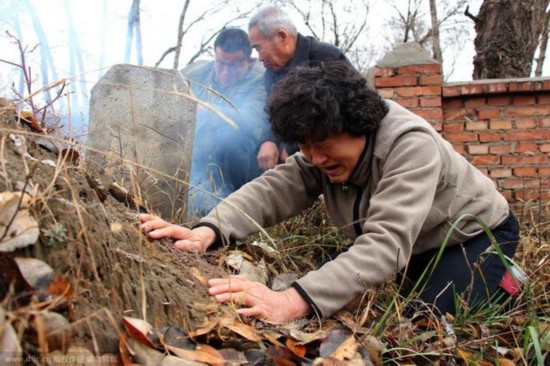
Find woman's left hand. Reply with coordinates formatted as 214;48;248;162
208;275;310;324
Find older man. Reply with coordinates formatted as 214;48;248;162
183;28;272;218
248;5;357;168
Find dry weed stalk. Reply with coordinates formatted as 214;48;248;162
1;31;67;131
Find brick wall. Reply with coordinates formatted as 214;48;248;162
374;63;550;219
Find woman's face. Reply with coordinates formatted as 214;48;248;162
298;132;366;183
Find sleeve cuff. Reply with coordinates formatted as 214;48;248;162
191;222;226;250
291;282;323;319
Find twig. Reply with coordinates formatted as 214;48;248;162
464;5;478;23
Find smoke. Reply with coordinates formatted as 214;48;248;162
0;0;225;137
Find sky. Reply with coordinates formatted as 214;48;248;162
0;0;487;135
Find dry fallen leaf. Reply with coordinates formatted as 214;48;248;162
189;267;208;287
0;322;22;359
0;192;39;252
14;257;54;291
127;336;164;365
119;333;141;366
166;343;226;364
330;335;359;361
188;319;218;338
225;321;263;343
32;311;71;353
285;337;307;358
122;317;155;348
362;334;383;366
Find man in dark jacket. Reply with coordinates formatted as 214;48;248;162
248;5;357;169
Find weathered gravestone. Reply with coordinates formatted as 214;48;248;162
87;64;195;220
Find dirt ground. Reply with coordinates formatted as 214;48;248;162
0;105;231;356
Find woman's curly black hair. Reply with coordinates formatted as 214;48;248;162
268;61;388;144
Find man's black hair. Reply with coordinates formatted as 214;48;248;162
268;61;388;144
214;28;252;58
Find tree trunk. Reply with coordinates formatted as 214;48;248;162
125;0;142;64
173;0;192;70
429;0;442;64
472;0;550;79
535;10;550;77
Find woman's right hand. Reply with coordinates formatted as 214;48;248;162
138;214;215;253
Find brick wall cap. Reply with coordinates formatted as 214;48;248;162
376;42;439;68
443;77;550;96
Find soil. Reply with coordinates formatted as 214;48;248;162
0;106;228;355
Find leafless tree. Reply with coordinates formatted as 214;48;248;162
155;0;260;69
386;0;470;80
468;0;550;79
429;0;442;63
274;0;376;73
535;10;550;77
125;0;143;65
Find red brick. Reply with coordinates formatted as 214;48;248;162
414;108;443;120
504;130;550;141
503;178;546;189
540;167;550;176
515;190;541;201
443;98;464;108
515;142;539;153
396;86;423;97
471;155;501;165
537;94;550;104
443;108;467;120
512;95;536;105
513;167;538;177
476;108;501;120
453;145;465;154
445;132;478;143
378;88;395;99
502;190;513;202
490;119;513;130
490;168;512;178
489;144;511;154
464;97;487;109
398;64;441;75
506;105;550;117
508;81;534;92
484;82;508;94
460;84;484;95
534;80;547;90
443;122;465;132
375;76;418;88
466;121;488;130
467;145;488;155
487;96;511;106
374;67;395;77
541;118;550;127
442;86;461;97
420;97;442;107
502;155;549;165
422;86;442;96
395;98;419;108
419;75;443;85
514;118;537;129
541;143;550;152
480;168;491;176
479;132;502;142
